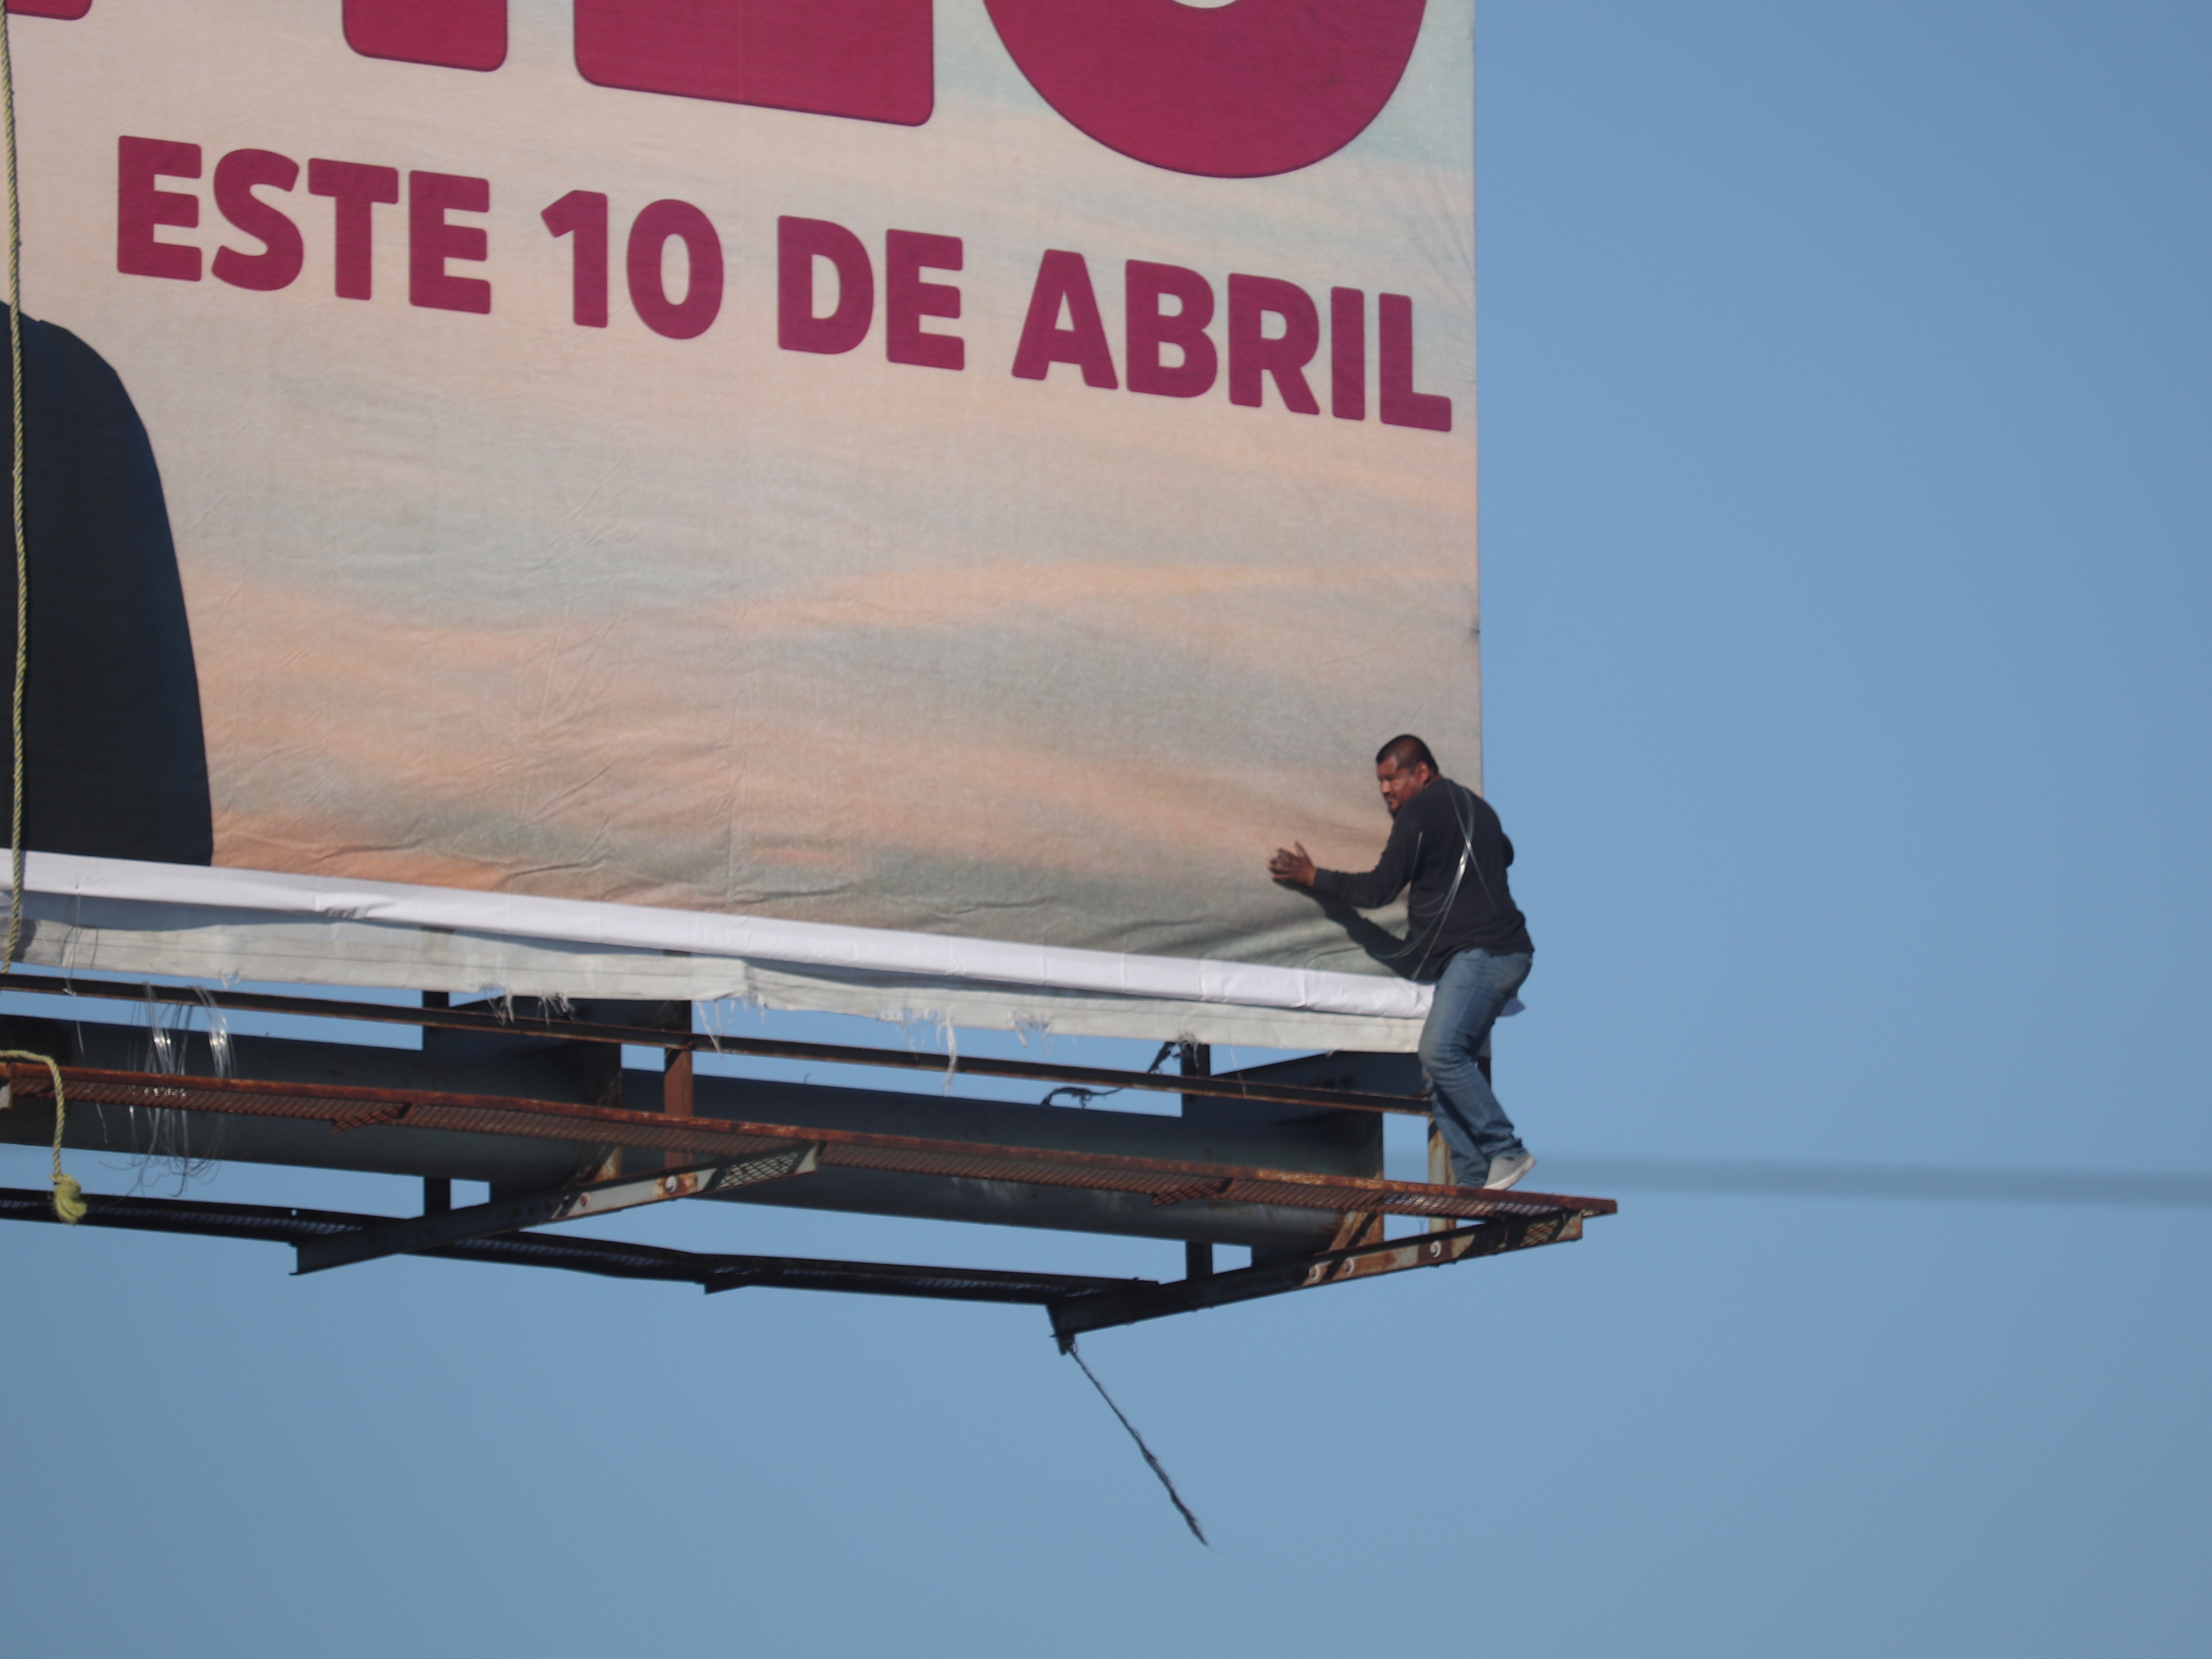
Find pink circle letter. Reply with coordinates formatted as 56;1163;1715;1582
985;0;1428;179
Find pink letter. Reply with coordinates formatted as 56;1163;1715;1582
575;0;932;127
1125;260;1215;399
409;171;492;314
1330;287;1364;421
985;0;1426;178
1227;274;1319;414
345;0;507;72
777;216;873;354
211;149;303;293
309;160;400;301
1011;251;1117;388
117;137;201;282
885;230;962;371
1378;292;1450;432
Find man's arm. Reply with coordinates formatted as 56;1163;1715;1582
1272;807;1420;909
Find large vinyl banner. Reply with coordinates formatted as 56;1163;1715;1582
5;0;1476;991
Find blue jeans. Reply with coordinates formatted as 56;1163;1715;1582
1418;949;1533;1186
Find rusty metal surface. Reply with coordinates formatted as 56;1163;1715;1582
1048;1212;1591;1342
1298;1212;1585;1287
0;1187;1147;1302
0;970;1430;1114
292;1146;820;1275
6;1065;1619;1228
0;1037;1405;1248
0;1182;1591;1331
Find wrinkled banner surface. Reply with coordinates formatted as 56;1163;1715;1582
7;0;1475;981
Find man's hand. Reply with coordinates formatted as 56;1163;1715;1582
1268;842;1317;888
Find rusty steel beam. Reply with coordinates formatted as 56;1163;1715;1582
292;1145;820;1275
0;970;1430;1115
700;1253;1153;1305
1048;1211;1588;1343
4;1027;1385;1248
661;1046;695;1170
0;1182;1574;1331
0;1187;1148;1303
3;1063;1618;1228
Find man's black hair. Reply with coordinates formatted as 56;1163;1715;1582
1375;734;1438;774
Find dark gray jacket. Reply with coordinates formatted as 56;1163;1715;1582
1312;778;1532;975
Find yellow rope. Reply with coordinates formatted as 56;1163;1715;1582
0;17;79;1224
0;1053;79;1221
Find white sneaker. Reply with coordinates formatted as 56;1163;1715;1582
1482;1151;1537;1191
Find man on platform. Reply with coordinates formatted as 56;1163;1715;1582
1268;735;1538;1190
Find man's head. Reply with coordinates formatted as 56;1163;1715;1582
1374;734;1439;815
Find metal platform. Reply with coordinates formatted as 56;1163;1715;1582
0;971;1432;1116
0;1182;1597;1340
9;1064;1600;1227
0;988;1617;1333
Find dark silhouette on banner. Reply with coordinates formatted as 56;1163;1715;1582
0;307;212;864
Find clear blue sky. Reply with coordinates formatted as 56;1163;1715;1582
4;2;2207;1653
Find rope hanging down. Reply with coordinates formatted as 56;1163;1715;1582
0;1051;79;1221
0;14;80;1223
1065;1338;1210;1547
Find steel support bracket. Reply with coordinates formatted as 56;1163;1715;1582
1047;1210;1585;1344
293;1144;820;1275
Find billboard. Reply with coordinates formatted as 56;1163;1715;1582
2;0;1476;1044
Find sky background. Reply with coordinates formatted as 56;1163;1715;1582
4;0;2210;1654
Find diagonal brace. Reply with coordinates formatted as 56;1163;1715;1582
293;1145;819;1275
1047;1210;1583;1344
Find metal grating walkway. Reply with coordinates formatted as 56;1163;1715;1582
8;1064;1618;1226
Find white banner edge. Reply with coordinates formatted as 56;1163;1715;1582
15;850;1433;1023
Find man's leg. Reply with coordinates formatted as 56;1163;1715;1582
1416;950;1533;1186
